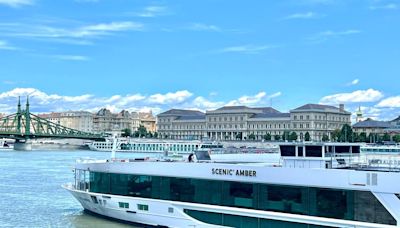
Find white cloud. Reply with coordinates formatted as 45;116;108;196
319;89;384;104
132;5;169;17
52;55;89;61
0;40;17;50
376;96;400;108
268;92;282;99
188;23;221;32
5;21;144;40
190;96;224;110
309;29;361;42
370;3;398;10
226;92;267;106
0;88;286;115
147;90;193;104
0;0;33;7
219;45;276;54
284;12;318;20
346;78;359;86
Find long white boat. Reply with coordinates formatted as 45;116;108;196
89;139;206;154
63;142;400;227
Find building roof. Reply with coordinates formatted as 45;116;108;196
292;103;350;114
176;115;206;121
157;109;205;117
210;106;280;114
353;118;392;128
390;116;400;123
251;113;290;119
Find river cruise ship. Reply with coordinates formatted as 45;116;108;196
88;139;224;154
63;142;400;228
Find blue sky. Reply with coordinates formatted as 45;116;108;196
0;0;399;121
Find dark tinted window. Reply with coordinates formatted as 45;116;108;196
280;145;296;156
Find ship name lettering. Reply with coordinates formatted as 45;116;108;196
212;168;256;177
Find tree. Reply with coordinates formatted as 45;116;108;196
394;135;400;143
282;131;290;141
153;132;158;138
289;132;298;141
358;132;367;143
304;132;311;141
236;132;242;140
322;134;329;142
248;133;256;140
383;133;391;141
121;128;131;137
263;133;271;141
340;124;353;142
331;129;341;142
274;135;281;141
137;125;147;138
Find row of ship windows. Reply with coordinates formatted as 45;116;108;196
185;209;333;228
96;143;199;151
85;172;396;225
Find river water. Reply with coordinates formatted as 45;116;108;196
0;150;154;228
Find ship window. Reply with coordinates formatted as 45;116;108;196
305;146;322;157
280;146;296;156
118;202;129;208
137;204;148;211
89;172;396;225
168;207;174;213
184;209;333;228
90;196;98;204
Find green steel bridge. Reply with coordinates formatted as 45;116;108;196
0;98;105;143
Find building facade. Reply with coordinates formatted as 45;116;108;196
139;112;156;133
157;104;351;141
39;111;93;132
352;118;393;135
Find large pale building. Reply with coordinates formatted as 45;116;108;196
290;104;351;141
139;112;156;133
93;109;132;134
157;104;351;141
39;111;93;132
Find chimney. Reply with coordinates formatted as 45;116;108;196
339;104;344;112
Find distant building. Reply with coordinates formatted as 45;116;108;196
290;104;351;141
93;109;132;134
157;109;205;140
352;118;392;135
157;103;351;141
39;111;93;132
389;116;400;128
139;112;156;133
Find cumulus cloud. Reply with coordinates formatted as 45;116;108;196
147;90;193;104
376;96;400;108
0;88;282;115
319;89;384;104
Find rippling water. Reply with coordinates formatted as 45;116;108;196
0;150;154;228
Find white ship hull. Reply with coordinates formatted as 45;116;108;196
63;182;396;228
